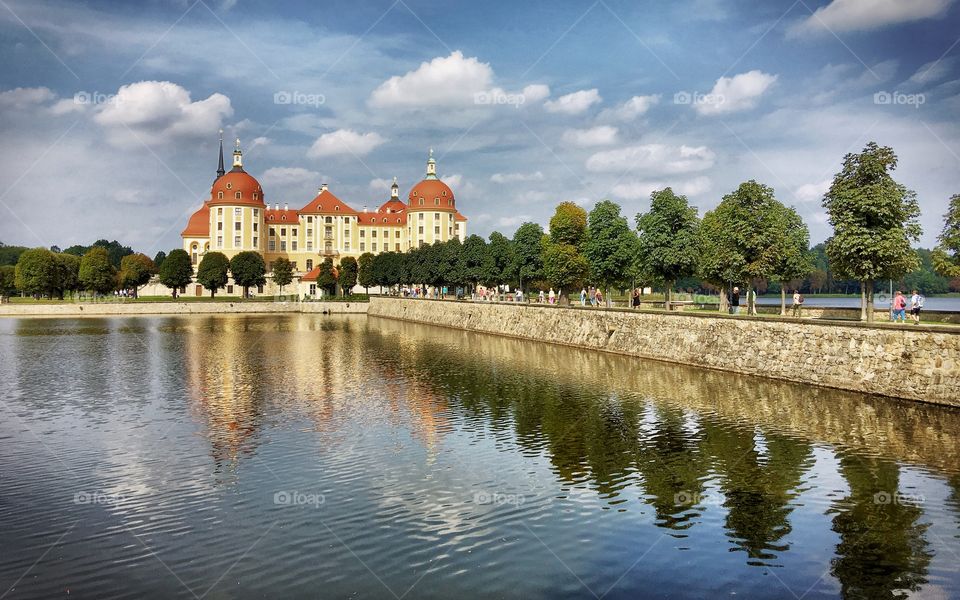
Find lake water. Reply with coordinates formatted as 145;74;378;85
1;314;958;599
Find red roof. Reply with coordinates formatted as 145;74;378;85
300;189;358;215
302;265;338;282
209;169;265;207
408;178;456;211
357;211;406;225
182;203;210;237
265;208;300;223
377;198;407;214
455;211;467;222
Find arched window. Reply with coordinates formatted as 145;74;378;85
235;191;241;199
217;191;223;199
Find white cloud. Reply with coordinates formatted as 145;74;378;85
586;144;716;174
695;70;777;115
490;171;545;183
497;215;533;228
601;94;660;120
369;51;493;108
307;129;386;158
520;84;551;103
789;0;953;36
611;176;712;200
561;125;619;147
93;81;232;146
907;57;957;86
260;167;321;187
0;86;56;110
369;178;392;192
794;179;831;203
443;173;464;188
544;89;602;114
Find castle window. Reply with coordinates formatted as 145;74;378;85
307;216;313;223
235;192;241;199
442;190;446;196
253;209;259;217
434;198;439;206
234;222;241;231
395;230;400;238
226;183;232;189
292;241;298;251
218;207;223;216
335;206;340;211
280;241;287;251
253;193;258;200
268;240;276;251
269;228;275;236
372;243;377;252
217;222;223;231
252;237;258;248
253;222;258;232
435;226;440;235
234;235;241;247
419;198;424;206
217;236;223;248
217;191;223;199
326;216;332;224
344;242;350;251
306;259;313;271
280;228;286;236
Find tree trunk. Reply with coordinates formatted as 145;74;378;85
860;281;867;321
865;280;874;323
719;284;728;313
604;285;611;308
665;281;673;311
746;282;754;315
780;287;786;316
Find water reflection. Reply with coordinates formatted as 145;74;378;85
0;314;957;599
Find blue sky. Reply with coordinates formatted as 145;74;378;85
1;0;958;255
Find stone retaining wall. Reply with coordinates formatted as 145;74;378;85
0;301;368;316
368;297;960;406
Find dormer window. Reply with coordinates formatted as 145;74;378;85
253;193;258;200
217;191;223;199
442;191;447;196
226;183;232;189
235;191;241;199
335;206;340;211
419;198;424;206
435;198;439;206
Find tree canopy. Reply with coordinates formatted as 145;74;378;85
635;189;700;308
933;194;960;278
158;249;193;298
585;200;637;295
229;251;267;297
271;257;294;293
196;252;230;297
79;246;117;295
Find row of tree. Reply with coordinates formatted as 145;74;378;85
359;142;959;322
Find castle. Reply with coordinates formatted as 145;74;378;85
179;134;467;296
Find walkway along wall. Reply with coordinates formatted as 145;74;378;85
367;297;960;407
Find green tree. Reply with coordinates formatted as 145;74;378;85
54;253;81;300
823;142;922;321
635;189;700;310
316;257;337;296
460;235;488;291
158;249;193;298
771;206;814;315
584;200;637;304
153;251;167;271
0;243;28;266
195;252;230;298
358;252;375;293
338;256;358;295
542;240;590;301
442;237;464;290
79;246;116;295
933;194;960;278
271;257;294;293
118;253;156;298
549;201;588;247
0;265;17;296
511;222;545;293
482;232;515;288
543;202;590;302
229;251;267;298
15;248;58;297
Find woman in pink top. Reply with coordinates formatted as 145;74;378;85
892;291;907;323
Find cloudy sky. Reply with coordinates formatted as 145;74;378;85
1;0;958;255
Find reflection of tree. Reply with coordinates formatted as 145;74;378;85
701;423;813;565
634;405;710;532
830;456;931;599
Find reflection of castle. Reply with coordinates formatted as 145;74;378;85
180;136;467;297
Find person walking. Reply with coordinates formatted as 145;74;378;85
538;290;545;304
910;289;924;325
632;288;641;309
731;287;741;315
791;289;804;318
580;288;587;307
892;290;907;323
548;288;556;304
595;288;603;307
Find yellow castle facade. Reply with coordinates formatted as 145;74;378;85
179;136;467;296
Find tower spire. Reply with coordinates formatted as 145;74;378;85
216;129;225;180
425;148;437;180
232;137;243;169
391;176;399;199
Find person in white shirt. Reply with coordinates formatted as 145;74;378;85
910;290;924;324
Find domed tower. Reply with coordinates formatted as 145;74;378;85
406;149;463;248
206;138;266;259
